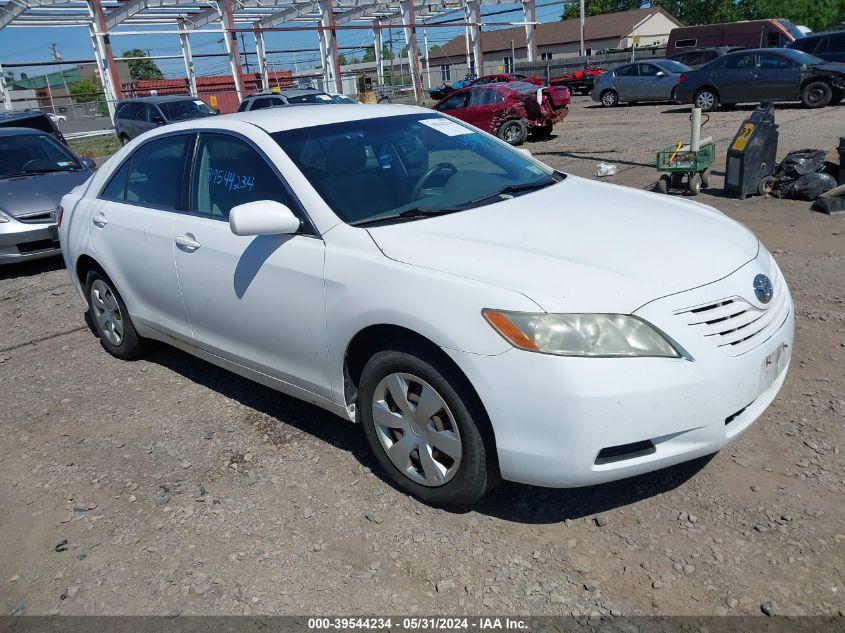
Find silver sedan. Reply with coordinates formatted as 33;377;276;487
591;59;691;107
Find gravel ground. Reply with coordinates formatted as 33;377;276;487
1;97;843;618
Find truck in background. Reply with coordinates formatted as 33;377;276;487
666;19;805;57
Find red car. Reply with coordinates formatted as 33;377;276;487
434;82;570;145
469;73;544;87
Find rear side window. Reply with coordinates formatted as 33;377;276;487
792;37;820;53
190;133;291;220
248;97;278;110
829;34;845;52
125;135;191;209
100;160;130;200
118;102;142;120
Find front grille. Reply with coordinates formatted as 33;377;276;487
675;268;789;356
16;210;54;224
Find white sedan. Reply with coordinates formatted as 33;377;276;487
58;105;793;507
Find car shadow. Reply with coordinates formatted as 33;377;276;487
0;256;64;281
131;339;714;523
661;102;817;115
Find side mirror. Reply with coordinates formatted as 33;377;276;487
229;200;300;236
82;158;97;169
151;115;165;124
656;71;666;77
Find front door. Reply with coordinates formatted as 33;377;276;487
635;63;674;101
753;52;802;101
172;132;331;397
461;86;507;134
88;133;193;338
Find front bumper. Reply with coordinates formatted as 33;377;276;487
445;256;794;488
0;218;61;264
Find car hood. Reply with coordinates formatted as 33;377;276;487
0;170;91;218
810;63;845;75
367;176;759;313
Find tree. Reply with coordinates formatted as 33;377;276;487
361;45;394;63
650;0;844;32
562;0;641;20
68;77;108;115
122;49;164;81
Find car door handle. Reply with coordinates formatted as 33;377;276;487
92;213;108;227
175;234;201;252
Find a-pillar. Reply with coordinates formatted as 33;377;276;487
219;0;246;101
318;0;342;93
398;0;422;103
178;20;198;96
523;0;537;63
464;0;482;76
87;0;123;121
253;23;269;92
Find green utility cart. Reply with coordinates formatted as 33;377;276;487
655;142;716;196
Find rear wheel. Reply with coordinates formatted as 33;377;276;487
85;268;147;360
802;81;833;108
600;90;619;107
497;119;528;146
359;346;498;508
694;88;718;112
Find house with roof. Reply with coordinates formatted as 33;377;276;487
427;6;682;81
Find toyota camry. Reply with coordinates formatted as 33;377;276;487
58;105;793;507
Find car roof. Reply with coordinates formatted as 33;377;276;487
0;126;50;137
246;88;326;98
120;95;197;104
164;103;428;134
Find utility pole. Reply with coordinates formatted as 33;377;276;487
240;32;251;74
50;43;71;112
579;0;585;56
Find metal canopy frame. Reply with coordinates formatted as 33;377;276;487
1;0;542;114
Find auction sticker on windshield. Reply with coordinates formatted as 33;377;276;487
420;118;474;136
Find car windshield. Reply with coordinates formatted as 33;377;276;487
0;133;82;178
273;113;560;226
157;99;216;121
285;93;337;104
777;19;806;42
783;48;826;66
655;59;690;73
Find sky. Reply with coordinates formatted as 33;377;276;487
0;1;570;79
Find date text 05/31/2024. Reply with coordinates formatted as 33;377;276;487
307;618;529;630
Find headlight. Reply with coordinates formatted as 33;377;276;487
0;209;11;224
482;310;682;358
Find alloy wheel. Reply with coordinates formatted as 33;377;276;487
504;125;521;144
90;279;124;346
601;91;617;107
371;372;462;487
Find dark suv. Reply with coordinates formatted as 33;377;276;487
789;30;845;64
0;110;67;145
114;95;216;144
237;88;338;112
668;47;744;69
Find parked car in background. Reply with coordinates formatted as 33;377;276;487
330;93;362;104
429;73;542;101
551;65;607;95
0;110;67;145
115;95;217;144
788;30;845;64
0;127;94;264
58;105;793;507
667;19;805;56
435;82;570;144
675;48;845;111
668;46;744;69
591;59;691;107
47;112;68;123
237;88;338;112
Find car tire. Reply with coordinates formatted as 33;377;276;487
600;90;619;107
801;81;833;108
694;88;718;112
85;267;148;360
119;134;130;146
497;119;528;146
656;174;670;194
358;345;498;508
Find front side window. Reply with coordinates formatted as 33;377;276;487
436;92;468;111
757;52;795;70
638;64;660;77
125;134;191;209
0;132;83;179
285;93;336;104
157;99;216;122
616;64;638;77
249;97;278;111
191;134;291;220
724;53;755;70
273;114;559;226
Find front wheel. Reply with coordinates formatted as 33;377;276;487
694;89;718;112
801;81;832;108
497;119;528;146
85;268;148;360
359;346;498;508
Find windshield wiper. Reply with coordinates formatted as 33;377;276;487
2;167;78;178
460;179;557;208
350;207;464;227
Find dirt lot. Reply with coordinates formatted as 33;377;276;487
1;97;843;618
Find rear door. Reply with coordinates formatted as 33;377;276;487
753;51;801;101
714;51;755;103
612;63;640;101
88;133;193;338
